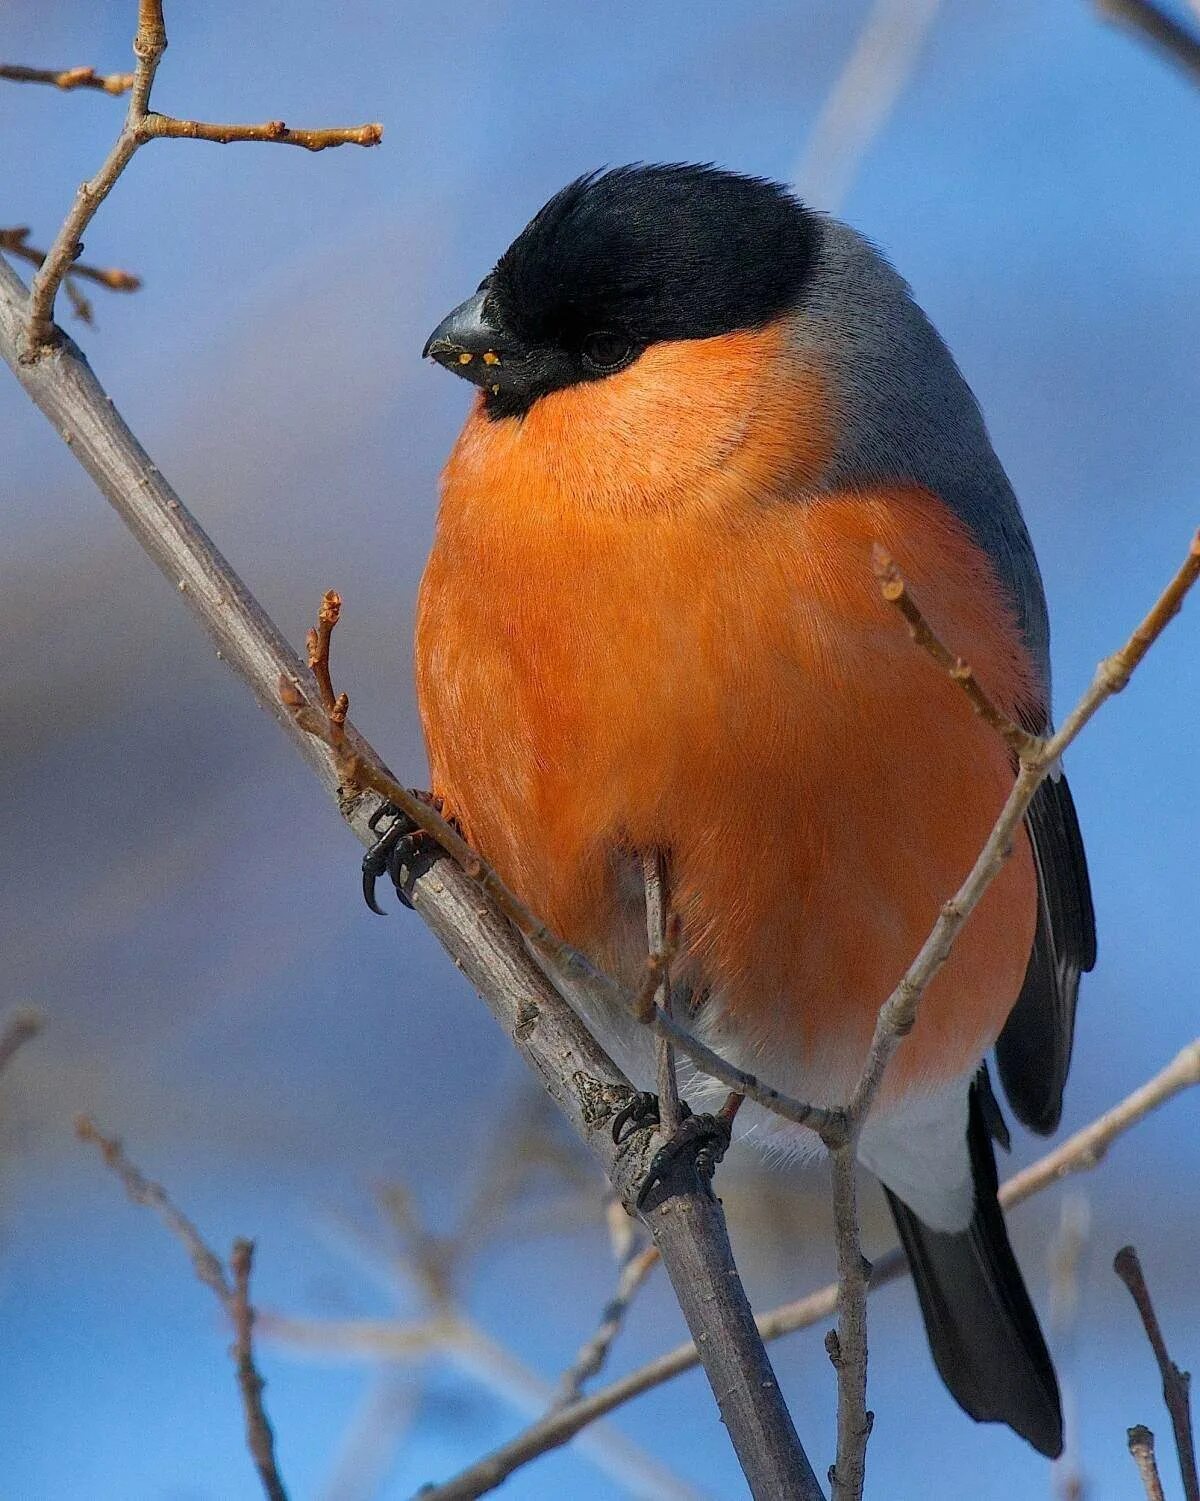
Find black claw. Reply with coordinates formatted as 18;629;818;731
362;864;389;916
361;802;416;915
612;1091;661;1145
636;1111;732;1210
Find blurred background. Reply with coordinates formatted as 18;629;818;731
2;2;1198;1497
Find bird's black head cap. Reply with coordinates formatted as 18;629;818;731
425;164;818;419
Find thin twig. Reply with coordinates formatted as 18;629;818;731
794;0;944;212
810;540;1200;1494
633;536;1199;1155
1000;1041;1200;1203
0;228;141;291
0;227;139;328
231;1241;288;1501
1115;1246;1199;1501
555;1243;661;1407
643;850;682;1135
283;594;627;1012
1128;1426;1168;1501
649;1006;843;1137
75;1115;232;1301
872;547;1040;756
848;532;1200;1131
1049;1195;1091;1501
76;1117;289;1501
0;1007;42;1074
21;0;380;353
142;114;383;150
1095;0;1200;84
392;1037;1200;1499
0;63;134;95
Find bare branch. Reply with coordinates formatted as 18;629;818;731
1128;1425;1168;1501
423;1037;1200;1497
816;528;1198;1494
1115;1246;1199;1501
0;1008;42;1074
75;1114;231;1301
0;254;822;1501
555;1242;661;1408
231;1241;289;1501
142;114;383;150
21;0;380;352
284;590;627;1013
76;1117;289;1501
0;63;134;95
0;227;140;329
649;1006;843;1137
643;851;683;1135
827;1146;872;1501
847;531;1200;1129
1095;0;1200;84
794;0;944;212
871;545;1040;756
635;535;1199;1164
1000;1040;1200;1202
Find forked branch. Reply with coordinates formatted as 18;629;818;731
420;1037;1200;1498
1115;1245;1199;1501
21;1;380;353
0;227;140;327
76;1117;288;1501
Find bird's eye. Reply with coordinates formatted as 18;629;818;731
581;331;637;372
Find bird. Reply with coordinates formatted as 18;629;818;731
405;163;1095;1459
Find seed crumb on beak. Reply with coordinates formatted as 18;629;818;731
458;351;474;365
482;351;501;366
492;384;501;395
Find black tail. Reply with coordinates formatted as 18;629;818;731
883;1082;1063;1458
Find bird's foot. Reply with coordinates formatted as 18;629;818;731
361;793;451;914
611;1091;662;1145
612;1093;733;1210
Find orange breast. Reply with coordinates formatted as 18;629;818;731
415;327;1039;1105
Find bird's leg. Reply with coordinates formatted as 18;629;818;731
614;1090;744;1210
361;792;452;914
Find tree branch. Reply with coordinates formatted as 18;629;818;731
231;1240;289;1501
643;851;683;1135
420;1036;1200;1497
0;226;139;328
1115;1245;1199;1501
793;0;945;212
20;1;380;354
0;63;134;95
1128;1425;1168;1501
0;228;140;293
0;1008;42;1075
0;207;823;1501
1095;0;1200;83
554;1241;661;1408
76;1117;288;1501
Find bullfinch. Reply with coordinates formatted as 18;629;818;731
409;164;1095;1459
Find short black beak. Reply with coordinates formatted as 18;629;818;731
423;289;508;387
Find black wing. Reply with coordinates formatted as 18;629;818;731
996;761;1097;1135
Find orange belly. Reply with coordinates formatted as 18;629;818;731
416;362;1038;1108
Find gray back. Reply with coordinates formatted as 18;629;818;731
787;216;1050;702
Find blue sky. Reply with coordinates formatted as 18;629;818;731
2;2;1198;1497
